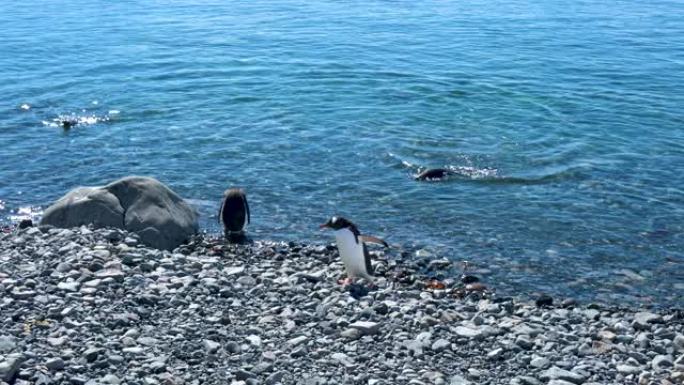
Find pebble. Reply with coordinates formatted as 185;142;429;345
45;357;65;371
0;336;16;353
0;354;24;383
0;227;679;385
530;357;550;369
617;364;641;374
540;367;585;384
652;355;673;370
431;339;450;352
349;321;380;335
454;326;483;340
203;339;221;354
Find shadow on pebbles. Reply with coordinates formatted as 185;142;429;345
0;226;682;385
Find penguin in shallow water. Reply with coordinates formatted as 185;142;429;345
219;188;250;242
320;216;388;285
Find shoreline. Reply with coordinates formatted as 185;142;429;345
1;226;682;385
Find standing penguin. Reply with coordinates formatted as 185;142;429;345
219;188;250;242
320;216;388;285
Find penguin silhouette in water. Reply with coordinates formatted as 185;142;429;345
219;188;250;243
414;168;452;181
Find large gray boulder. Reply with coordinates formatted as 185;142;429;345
41;176;198;250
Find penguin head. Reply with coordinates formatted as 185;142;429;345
320;216;354;231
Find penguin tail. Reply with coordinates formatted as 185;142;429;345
360;235;389;248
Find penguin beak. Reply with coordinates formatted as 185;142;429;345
319;223;330;230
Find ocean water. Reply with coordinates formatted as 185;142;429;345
1;0;683;306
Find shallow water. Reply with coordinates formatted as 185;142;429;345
1;0;683;306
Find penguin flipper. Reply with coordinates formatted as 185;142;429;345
359;235;389;248
218;197;225;225
244;194;250;225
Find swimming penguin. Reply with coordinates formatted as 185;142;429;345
219;188;250;242
320;216;388;285
414;168;452;181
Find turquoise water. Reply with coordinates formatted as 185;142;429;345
1;0;683;306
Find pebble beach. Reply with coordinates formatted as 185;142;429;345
1;226;682;385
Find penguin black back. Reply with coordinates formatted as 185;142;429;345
414;168;452;181
219;188;250;234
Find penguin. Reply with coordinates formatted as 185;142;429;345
414;168;452;181
219;188;250;242
320;216;388;285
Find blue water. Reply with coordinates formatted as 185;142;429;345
1;0;683;306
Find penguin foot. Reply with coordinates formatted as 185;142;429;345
337;277;353;286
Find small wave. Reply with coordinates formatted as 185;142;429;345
445;165;499;180
465;167;586;185
43;112;113;129
8;206;43;223
391;152;584;185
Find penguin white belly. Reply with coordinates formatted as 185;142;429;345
334;229;371;280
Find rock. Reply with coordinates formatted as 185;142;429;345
83;348;103;362
349;321;380;335
235;370;255;381
0;354;24;383
638;372;651;385
203;339;221;354
45;358;65;371
487;348;503;360
540;367;585;384
431;339;450;352
246;335;262;348
633;311;663;330
58;281;80;292
287;336;308;347
652;355;673;370
617;365;641;374
340;328;361;341
330;353;354;368
547;381;576;385
515;335;533;350
448;375;470;385
454;326;483;340
41;176;198;250
0;336;16;353
265;371;285;385
101;374;121;385
674;335;684;352
530;357;550;369
514;376;541;385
